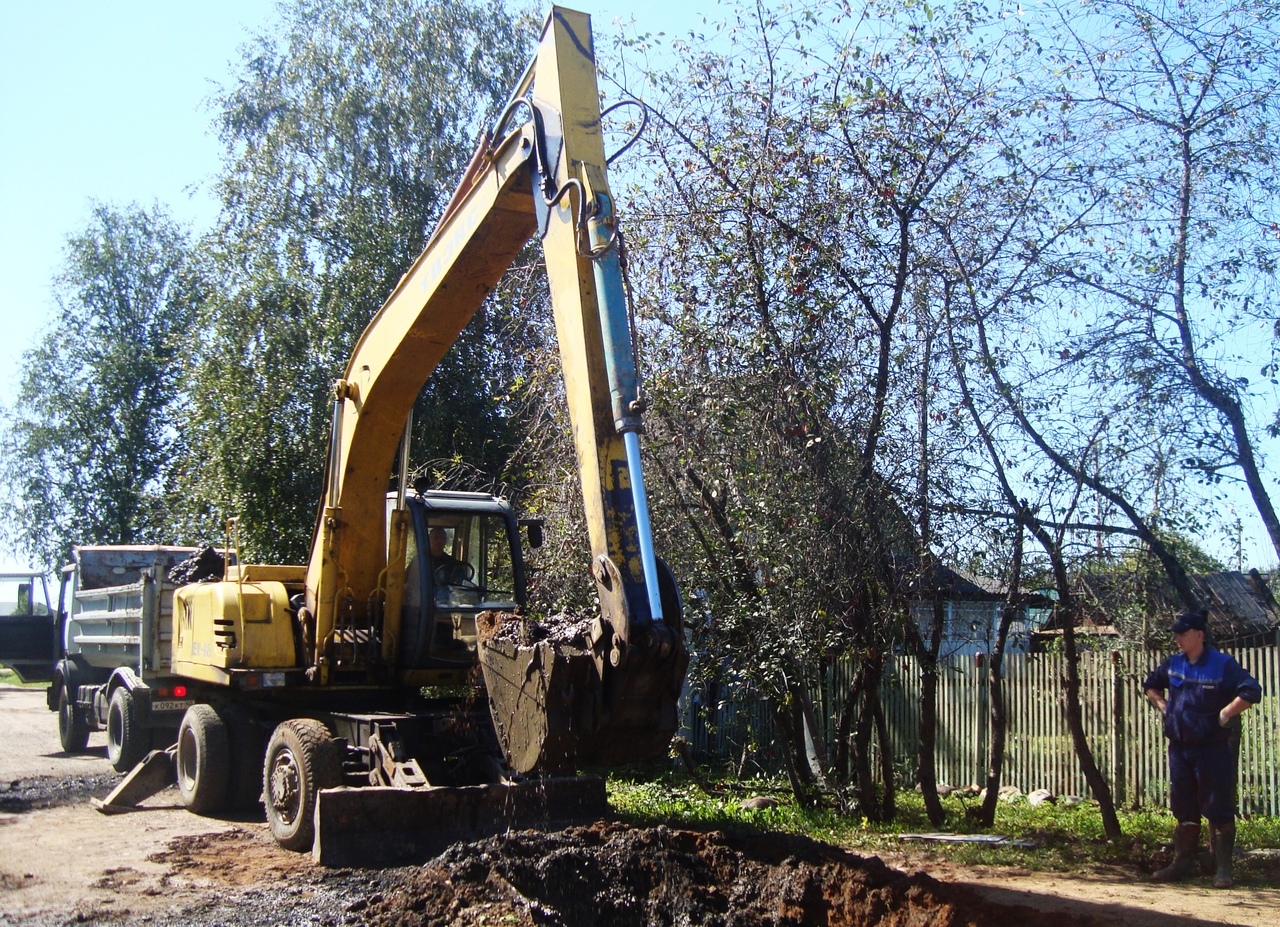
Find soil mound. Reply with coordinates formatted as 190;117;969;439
365;822;1096;927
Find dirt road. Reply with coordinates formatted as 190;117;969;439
0;685;249;924
2;682;1279;926
0;684;401;927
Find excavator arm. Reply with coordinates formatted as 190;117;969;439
304;7;687;770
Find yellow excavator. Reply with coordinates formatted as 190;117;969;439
96;7;688;865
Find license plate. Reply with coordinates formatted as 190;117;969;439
152;700;194;712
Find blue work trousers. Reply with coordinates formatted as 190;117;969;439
1168;740;1234;829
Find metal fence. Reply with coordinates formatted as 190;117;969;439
681;646;1280;816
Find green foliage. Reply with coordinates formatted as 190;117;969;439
0;202;200;568
176;0;537;560
608;768;1280;880
1111;529;1226;576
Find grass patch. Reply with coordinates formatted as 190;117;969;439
0;667;45;688
606;766;1280;884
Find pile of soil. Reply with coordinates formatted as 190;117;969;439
363;823;1098;927
168;546;226;585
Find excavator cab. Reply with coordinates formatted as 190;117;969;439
394;490;526;669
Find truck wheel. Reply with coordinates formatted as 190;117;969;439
264;719;342;851
107;687;150;772
176;704;229;814
57;685;89;753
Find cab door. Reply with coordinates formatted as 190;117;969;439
0;573;56;683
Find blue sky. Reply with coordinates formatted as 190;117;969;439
0;1;1274;574
1;2;267;396
0;0;713;571
0;2;710;408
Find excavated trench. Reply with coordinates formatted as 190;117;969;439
0;772;1200;926
359;823;1093;927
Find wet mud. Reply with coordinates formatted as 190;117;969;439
0;773;120;813
477;609;596;648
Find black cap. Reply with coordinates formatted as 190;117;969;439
1170;611;1208;634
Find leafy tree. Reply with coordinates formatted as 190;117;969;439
617;0;1041;818
178;0;536;561
1034;0;1280;563
1111;529;1225;576
0;203;200;567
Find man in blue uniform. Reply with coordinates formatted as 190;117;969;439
1143;611;1260;888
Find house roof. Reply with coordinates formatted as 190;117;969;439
892;556;1054;605
1071;569;1280;644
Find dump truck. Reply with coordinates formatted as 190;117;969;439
69;6;687;864
51;546;210;771
0;547;206;770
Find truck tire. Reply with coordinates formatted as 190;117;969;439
176;704;229;815
107;687;150;772
264;719;343;851
57;684;89;753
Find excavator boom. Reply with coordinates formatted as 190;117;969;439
301;4;687;774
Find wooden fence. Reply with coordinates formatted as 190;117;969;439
681;646;1280;816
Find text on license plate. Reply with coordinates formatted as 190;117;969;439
152;700;194;712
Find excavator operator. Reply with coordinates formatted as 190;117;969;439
428;527;471;587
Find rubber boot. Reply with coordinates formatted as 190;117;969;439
1212;824;1235;889
1152;822;1200;882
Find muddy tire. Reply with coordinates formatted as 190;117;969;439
106;687;150;772
57;684;89;753
176;704;229;814
264;719;343;852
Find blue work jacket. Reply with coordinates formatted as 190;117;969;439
1143;646;1261;746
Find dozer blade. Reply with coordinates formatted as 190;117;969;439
312;775;607;867
479;633;687;773
92;746;177;814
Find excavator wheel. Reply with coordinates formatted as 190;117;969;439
264;719;343;852
176;704;229;814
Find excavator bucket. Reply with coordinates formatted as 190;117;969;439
477;613;688;773
478;636;601;773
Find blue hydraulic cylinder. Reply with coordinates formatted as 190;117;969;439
624;430;663;623
587;194;641;434
589;193;663;623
